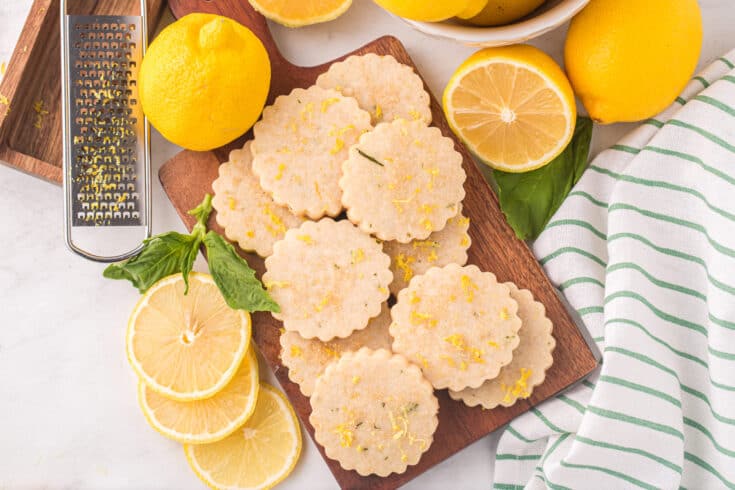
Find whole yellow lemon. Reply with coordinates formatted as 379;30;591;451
139;14;271;151
565;0;702;124
372;0;470;22
466;0;545;26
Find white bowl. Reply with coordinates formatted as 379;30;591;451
402;0;590;47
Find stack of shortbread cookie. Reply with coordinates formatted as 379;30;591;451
211;53;555;477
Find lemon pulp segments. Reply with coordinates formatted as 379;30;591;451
248;0;352;27
127;273;252;401
443;45;576;173
139;346;259;444
185;384;302;490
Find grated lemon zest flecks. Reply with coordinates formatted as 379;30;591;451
334;424;353;448
460;235;470;247
440;355;456;367
227;197;236;210
290;346;302;357
265;280;290;289
444;333;466;350
461;274;478;303
502;368;533;403
487;340;499;348
410;310;436;327
263;205;287;236
330;138;344;155
378;286;388;295
32;99;49;129
322;344;340;358
420;218;433;231
409;109;421;120
246;230;255;238
275;163;286;180
499;307;510;320
410;292;421;304
314;293;331;312
0;61;5;76
297;234;314;244
425;168;439;190
351;248;365;264
374;104;383;120
321;97;340;113
396;254;415;282
412;240;438;250
352;376;361;385
427;250;439;263
415;353;429;369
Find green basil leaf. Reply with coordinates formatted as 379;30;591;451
103;231;198;293
203;231;280;313
494;116;593;240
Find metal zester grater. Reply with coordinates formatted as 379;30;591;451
60;0;151;262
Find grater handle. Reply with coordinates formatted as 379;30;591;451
60;0;152;263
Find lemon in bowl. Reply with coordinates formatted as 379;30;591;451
139;13;271;151
395;0;590;47
565;0;703;124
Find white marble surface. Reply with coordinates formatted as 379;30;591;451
1;1;733;488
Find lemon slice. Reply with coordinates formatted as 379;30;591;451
248;0;352;27
138;346;260;444
184;383;302;490
443;45;576;173
127;273;251;402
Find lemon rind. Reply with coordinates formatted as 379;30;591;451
183;383;303;490
138;347;260;445
248;0;353;28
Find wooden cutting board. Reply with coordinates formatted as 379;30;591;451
160;1;599;488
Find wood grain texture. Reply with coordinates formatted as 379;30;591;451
0;0;166;183
160;1;599;489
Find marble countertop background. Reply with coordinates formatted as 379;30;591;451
1;0;733;488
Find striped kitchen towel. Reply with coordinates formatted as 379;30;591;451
493;49;735;489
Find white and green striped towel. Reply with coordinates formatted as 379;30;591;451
493;49;735;489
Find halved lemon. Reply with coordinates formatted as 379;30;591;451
138;346;259;445
248;0;352;27
443;44;577;173
127;273;251;402
184;383;302;490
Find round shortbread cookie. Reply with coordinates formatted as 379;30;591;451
384;206;471;295
263;218;392;341
316;53;432;125
252;86;372;219
449;283;556;409
390;264;522;391
280;302;393;396
340;119;466;243
310;348;438;477
211;141;306;257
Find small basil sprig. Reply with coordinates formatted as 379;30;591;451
103;194;279;313
494;116;593;241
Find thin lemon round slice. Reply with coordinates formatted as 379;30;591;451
138;346;259;444
248;0;352;27
443;45;577;173
184;383;302;490
127;273;251;402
